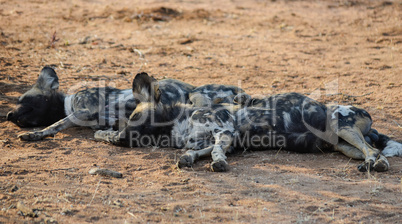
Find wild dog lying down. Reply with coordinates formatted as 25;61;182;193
95;73;401;172
232;93;402;172
7;67;194;141
95;73;244;172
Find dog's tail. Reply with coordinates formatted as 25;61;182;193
365;129;402;157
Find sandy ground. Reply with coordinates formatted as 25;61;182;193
0;0;401;223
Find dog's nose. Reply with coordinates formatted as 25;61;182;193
6;111;13;121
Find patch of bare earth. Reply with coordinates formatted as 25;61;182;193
0;0;401;223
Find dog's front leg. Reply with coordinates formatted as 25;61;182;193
177;131;234;172
94;129;121;144
210;130;234;172
18;110;94;141
177;146;215;169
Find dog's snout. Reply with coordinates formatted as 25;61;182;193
6;111;14;121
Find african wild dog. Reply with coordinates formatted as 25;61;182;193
7;67;194;141
232;92;402;172
95;73;244;172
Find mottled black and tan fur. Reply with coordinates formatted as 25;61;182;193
233;92;402;172
95;73;243;171
7;67;194;141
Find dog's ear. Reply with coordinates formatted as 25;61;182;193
132;72;161;102
35;67;59;91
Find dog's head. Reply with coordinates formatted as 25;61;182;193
132;72;161;103
7;67;65;127
233;92;252;106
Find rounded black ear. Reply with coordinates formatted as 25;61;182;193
132;72;161;102
36;67;59;91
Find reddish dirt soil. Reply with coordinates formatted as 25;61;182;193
0;0;401;223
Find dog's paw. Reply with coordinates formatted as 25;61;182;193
94;130;105;140
357;160;374;172
373;158;389;172
94;130;120;143
177;154;194;168
358;155;390;172
211;160;229;172
18;132;44;141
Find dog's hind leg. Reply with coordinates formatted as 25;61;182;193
334;125;389;172
18;110;94;141
334;141;365;159
334;141;389;172
328;106;389;172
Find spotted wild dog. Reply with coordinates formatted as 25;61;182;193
232;92;402;172
94;73;244;172
7;67;194;141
